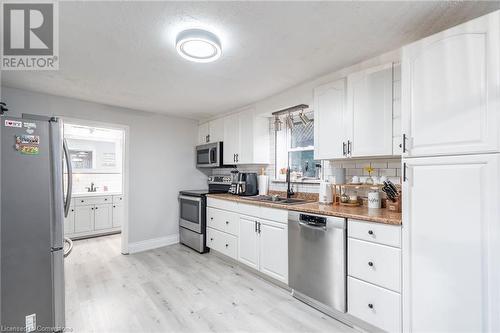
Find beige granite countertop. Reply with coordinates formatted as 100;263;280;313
206;193;401;225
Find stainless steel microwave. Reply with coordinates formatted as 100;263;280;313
196;141;224;168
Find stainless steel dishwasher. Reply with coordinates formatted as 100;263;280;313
288;211;347;316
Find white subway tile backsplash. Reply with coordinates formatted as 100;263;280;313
379;168;397;177
388;160;402;168
371;162;388;169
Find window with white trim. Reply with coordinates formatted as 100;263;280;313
275;110;321;181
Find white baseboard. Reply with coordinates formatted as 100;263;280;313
128;233;179;254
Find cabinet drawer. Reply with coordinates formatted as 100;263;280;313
74;196;113;206
348;277;401;332
207;197;238;211
238;203;260;217
348;219;401;248
112;195;124;204
260;206;287;223
348;238;401;292
207;227;237;260
207;207;239;236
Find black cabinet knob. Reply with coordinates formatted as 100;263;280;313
225;244;228;247
226;221;229;224
368;261;374;267
95;207;98;210
210;217;213;220
210;238;213;241
368;230;373;235
81;200;84;203
368;304;374;309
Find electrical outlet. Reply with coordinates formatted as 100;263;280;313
25;313;36;332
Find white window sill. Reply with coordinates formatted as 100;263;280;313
272;179;321;184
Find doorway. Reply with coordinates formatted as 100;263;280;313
62;118;129;254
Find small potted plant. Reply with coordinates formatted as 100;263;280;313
364;166;375;185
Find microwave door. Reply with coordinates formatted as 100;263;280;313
197;148;210;167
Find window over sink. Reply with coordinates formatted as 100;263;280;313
275;110;321;182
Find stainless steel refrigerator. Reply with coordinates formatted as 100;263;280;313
1;114;73;332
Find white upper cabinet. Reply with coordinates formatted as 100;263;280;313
402;154;500;332
223;112;240;164
209;118;224;143
198;118;224;145
223;108;270;165
314;79;347;159
346;63;394;157
401;11;500;157
198;122;210;144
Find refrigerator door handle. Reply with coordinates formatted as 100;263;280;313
63;139;72;218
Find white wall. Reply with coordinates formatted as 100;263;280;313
1;87;207;245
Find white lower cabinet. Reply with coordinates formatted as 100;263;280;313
348;277;401;333
94;204;113;230
64;206;75;234
207;227;238;259
237;215;288;284
66;195;123;238
258;219;288;283
348;219;402;332
207;200;288;284
403;154;500;332
238;215;260;269
112;203;124;227
74;205;94;233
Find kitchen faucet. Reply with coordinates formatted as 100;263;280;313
286;168;295;199
85;182;98;192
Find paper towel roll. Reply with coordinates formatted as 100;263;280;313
258;175;269;195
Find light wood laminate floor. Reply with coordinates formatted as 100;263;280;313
65;234;354;333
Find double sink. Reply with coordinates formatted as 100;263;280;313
242;195;309;205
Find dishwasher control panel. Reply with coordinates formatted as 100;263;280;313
299;214;326;226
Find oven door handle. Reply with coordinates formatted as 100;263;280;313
179;195;202;202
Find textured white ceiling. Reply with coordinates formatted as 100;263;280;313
2;1;499;119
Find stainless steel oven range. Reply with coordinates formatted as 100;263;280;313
179;175;231;253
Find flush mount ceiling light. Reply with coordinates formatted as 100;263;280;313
176;29;222;63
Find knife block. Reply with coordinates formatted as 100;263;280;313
387;196;401;212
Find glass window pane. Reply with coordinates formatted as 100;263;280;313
290;120;314;148
289;150;320;178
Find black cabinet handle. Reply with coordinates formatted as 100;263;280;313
402;133;407;153
368;261;374;267
81;200;84;203
368;304;374;309
225;221;229;225
95;207;98;210
342;142;346;156
210;238;213;241
113;205;116;208
210;217;213;220
368;230;373;235
71;209;74;212
347;140;352;156
104;198;108;201
225;244;228;248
